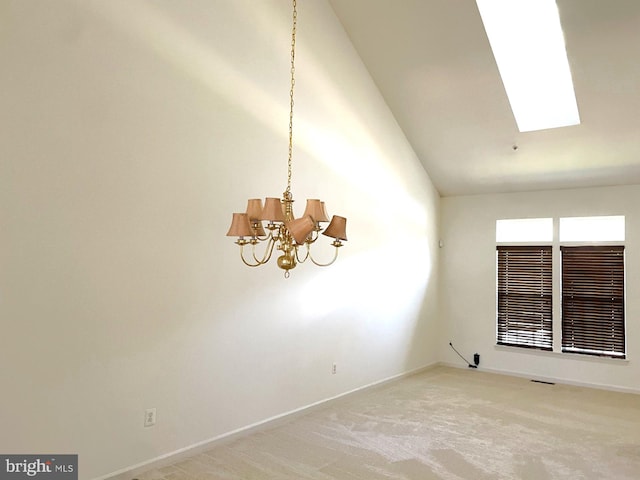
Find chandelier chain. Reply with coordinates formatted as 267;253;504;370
286;0;297;196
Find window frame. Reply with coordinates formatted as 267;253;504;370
560;245;626;359
496;245;553;351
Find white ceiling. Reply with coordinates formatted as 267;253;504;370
328;0;640;196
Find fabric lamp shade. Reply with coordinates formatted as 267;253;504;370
303;199;329;222
261;197;285;222
322;215;347;241
246;198;266;235
320;202;330;222
246;198;264;221
226;213;253;237
287;215;315;244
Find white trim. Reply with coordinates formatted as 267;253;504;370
438;361;640;395
95;362;439;480
493;344;629;363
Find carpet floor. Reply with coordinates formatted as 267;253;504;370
133;366;640;479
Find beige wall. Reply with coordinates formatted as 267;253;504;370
440;185;640;392
0;1;440;478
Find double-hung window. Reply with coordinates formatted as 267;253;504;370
496;218;553;350
497;246;553;350
561;246;625;358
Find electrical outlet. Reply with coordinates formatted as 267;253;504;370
144;408;156;427
332;363;337;375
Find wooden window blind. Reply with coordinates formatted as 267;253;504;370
497;246;552;350
561;246;625;358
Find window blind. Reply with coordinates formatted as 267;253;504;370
497;246;552;350
561;246;625;358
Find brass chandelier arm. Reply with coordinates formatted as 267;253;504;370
305;229;320;245
251;235;277;264
251;232;271;242
307;245;341;267
294;244;309;264
239;245;265;267
238;235;277;267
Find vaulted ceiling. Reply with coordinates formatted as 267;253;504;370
329;0;640;196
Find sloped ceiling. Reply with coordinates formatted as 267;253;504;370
329;0;640;196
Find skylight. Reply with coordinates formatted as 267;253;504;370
476;0;580;132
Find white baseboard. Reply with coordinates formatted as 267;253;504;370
437;361;640;395
97;362;439;480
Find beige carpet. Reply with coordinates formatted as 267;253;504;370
133;366;640;479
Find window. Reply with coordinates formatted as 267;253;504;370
496;215;626;358
561;246;625;358
496;218;553;242
497;246;552;350
559;216;625;242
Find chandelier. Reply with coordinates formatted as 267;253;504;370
226;0;347;278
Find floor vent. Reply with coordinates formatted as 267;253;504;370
531;379;556;385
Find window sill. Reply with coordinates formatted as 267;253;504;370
494;344;629;364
